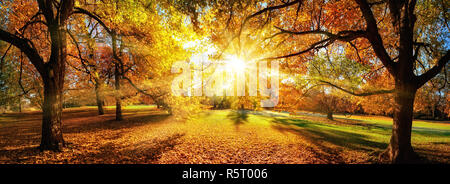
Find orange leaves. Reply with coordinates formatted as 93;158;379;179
1;107;449;164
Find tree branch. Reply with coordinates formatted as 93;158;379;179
66;29;92;75
318;79;394;96
264;29;366;60
0;44;13;72
237;0;303;50
0;29;45;75
265;38;333;60
356;0;396;74
18;54;31;95
122;76;167;101
240;0;303;32
72;7;112;34
416;50;450;88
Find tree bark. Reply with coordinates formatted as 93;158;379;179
40;75;65;151
0;0;75;151
431;104;436;119
94;81;104;115
326;111;333;120
381;82;419;163
18;96;22;113
114;65;123;121
40;26;67;151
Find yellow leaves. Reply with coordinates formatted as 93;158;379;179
74;1;81;7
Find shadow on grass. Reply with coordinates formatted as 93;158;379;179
270;118;388;159
410;127;450;137
227;110;249;128
332;116;450;138
248;111;288;117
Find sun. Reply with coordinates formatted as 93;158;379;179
225;55;246;73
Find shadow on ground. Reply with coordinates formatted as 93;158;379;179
0;107;175;163
227;110;249;128
69;133;185;163
270;117;388;163
63;112;171;134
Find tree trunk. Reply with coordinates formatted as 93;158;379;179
94;81;104;115
431;104;436;119
40;77;65;151
381;83;419;163
18;96;22;113
39;24;67;151
115;95;122;121
114;65;123;121
327;111;333;120
0;0;75;151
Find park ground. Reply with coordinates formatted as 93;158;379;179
0;106;448;164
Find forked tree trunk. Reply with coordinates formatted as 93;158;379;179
94;81;104;115
381;82;419;163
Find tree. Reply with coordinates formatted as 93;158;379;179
236;0;450;163
414;72;448;119
0;46;22;113
0;0;139;150
200;0;449;163
74;0;195;120
0;0;77;150
72;0;164;121
66;17;112;115
307;52;372;120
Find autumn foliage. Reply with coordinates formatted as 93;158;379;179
0;0;448;164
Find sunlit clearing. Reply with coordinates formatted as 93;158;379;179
225;55;246;73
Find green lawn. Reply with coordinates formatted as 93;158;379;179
332;114;450;143
197;110;450;145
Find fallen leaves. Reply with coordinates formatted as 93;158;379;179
0;107;448;164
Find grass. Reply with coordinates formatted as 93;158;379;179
187;110;449;163
0;107;448;164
